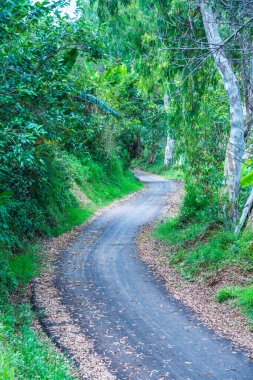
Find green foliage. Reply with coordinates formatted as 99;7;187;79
0;251;17;295
161;168;184;181
0;3;145;374
0;244;76;379
9;246;41;286
154;218;210;246
50;155;142;236
0;191;13;206
216;285;253;322
240;170;253;187
179;230;235;275
0;304;76;380
216;288;234;303
2;0;253;373
0;145;141;251
97;0;234;222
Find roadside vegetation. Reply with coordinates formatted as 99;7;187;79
0;243;76;380
154;216;253;276
154;208;253;323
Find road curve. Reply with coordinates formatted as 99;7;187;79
55;171;253;380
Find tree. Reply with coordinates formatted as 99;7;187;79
200;1;245;222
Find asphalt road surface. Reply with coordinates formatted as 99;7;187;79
55;171;253;380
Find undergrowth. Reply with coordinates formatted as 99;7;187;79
154;212;253;321
153;205;253;278
0;247;76;380
154;217;253;277
216;285;253;326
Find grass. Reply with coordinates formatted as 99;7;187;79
0;305;76;380
51;207;93;236
153;217;253;277
81;168;141;206
9;246;42;286
154;217;210;245
161;167;184;181
154;213;253;323
216;285;253;324
0;246;76;380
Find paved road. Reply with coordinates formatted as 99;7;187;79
55;171;253;379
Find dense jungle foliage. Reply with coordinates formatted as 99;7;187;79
1;0;253;378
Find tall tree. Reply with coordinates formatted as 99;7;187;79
200;0;245;222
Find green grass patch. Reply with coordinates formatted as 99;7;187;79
154;217;210;245
52;166;142;236
52;207;93;236
0;304;76;380
0;246;76;379
216;285;253;323
161;167;184;181
81;167;141;206
9;245;41;286
153;217;253;277
154;214;253;326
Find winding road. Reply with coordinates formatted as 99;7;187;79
55;171;253;379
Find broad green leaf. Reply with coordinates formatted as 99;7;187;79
240;171;253;187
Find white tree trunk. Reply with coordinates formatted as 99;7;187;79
246;207;253;230
200;1;245;221
235;187;253;234
177;154;184;166
163;91;175;167
164;135;174;167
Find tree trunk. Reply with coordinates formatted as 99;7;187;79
235;187;253;234
200;1;245;222
246;207;253;230
163;91;175;167
244;45;253;141
164;135;174;167
177;154;184;166
148;143;157;164
136;133;141;157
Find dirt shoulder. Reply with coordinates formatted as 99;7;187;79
136;181;253;358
